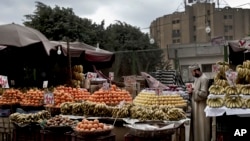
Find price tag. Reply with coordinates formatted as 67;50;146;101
212;64;220;72
44;92;54;105
43;81;48;88
118;100;125;108
109;72;114;81
0;75;9;88
103;82;110;90
10;80;15;86
155;88;163;96
226;70;238;86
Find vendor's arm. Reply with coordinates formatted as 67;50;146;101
194;78;209;100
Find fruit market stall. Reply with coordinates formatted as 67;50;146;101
205;60;250;141
0;80;190;141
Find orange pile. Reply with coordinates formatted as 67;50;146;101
88;85;133;106
71;88;90;101
20;89;44;107
75;119;110;132
0;88;22;105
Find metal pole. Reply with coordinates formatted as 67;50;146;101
224;45;228;62
175;49;179;70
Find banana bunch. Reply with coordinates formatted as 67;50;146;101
225;96;243;108
129;106;155;121
208;85;224;95
236;65;250;78
81;101;96;116
111;107;130;118
9;110;51;125
214;78;229;87
72;103;84;116
206;98;224;108
60;102;73;115
242;60;250;69
244;99;250;108
93;103;112;117
239;85;250;95
217;62;230;74
166;108;186;121
224;86;239;95
129;105;186;121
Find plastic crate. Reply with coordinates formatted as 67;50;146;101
71;133;115;141
40;130;71;141
13;124;41;141
124;133;172;141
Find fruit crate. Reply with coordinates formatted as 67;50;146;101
40;130;71;141
124;133;172;141
13;124;41;141
71;133;115;141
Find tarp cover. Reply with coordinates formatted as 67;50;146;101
50;41;114;62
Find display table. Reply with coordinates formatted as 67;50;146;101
204;106;250;141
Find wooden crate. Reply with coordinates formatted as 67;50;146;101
13;125;41;141
0;117;13;141
71;133;115;141
124;133;172;141
40;130;71;141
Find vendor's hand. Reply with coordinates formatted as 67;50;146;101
187;87;193;94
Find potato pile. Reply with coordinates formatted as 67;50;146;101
20;88;44;106
0;88;22;105
75;119;111;132
88;85;133;106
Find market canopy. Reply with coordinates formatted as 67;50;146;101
0;23;55;55
50;41;114;62
227;36;250;65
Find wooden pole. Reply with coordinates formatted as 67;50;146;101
67;37;72;86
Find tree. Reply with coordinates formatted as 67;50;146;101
22;2;170;80
101;21;170;78
23;1;104;44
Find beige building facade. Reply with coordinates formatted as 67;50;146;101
150;2;250;82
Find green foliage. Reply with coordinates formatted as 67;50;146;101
22;2;171;80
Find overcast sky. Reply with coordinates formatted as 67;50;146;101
1;0;249;33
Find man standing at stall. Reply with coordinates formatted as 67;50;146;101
188;64;211;141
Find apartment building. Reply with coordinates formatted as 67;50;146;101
150;1;250;82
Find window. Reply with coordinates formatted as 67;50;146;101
193;16;196;21
224;25;233;32
225;36;233;40
224;15;227;19
172;30;181;37
207;10;210;15
172;19;180;24
193;36;196;42
228;15;233;19
202;64;213;72
193;26;196;31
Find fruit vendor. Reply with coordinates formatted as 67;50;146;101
187;64;211;141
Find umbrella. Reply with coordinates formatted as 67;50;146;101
0;23;55;55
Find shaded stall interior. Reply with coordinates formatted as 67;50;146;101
0;42;115;88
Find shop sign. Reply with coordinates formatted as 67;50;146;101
44;92;54;105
